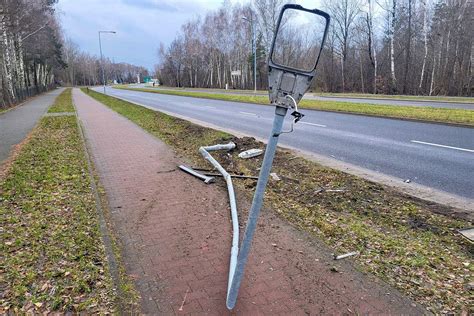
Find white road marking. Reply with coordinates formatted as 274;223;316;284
203;105;216;109
411;140;474;153
239;111;257;116
300;121;327;128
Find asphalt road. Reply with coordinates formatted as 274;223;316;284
134;84;474;110
96;87;474;199
0;88;63;163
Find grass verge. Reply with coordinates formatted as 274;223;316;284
84;88;473;314
115;86;474;126
1;89;117;313
319;92;474;103
48;88;74;113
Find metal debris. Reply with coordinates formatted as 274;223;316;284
458;227;474;242
203;173;258;180
270;173;281;181
315;187;346;194
198;142;239;303
178;288;190;311
334;251;359;260
178;165;215;184
238;148;263;159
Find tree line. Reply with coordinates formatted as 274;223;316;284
156;0;473;96
0;0;147;109
61;39;149;88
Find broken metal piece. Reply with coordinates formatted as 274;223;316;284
270;173;281;181
178;165;215;184
334;251;359;260
458;227;474;242
203;173;258;180
198;142;240;303
190;167;258;180
238;148;263;159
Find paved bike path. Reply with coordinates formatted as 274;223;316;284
0;88;64;163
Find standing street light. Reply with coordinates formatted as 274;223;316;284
242;15;257;93
98;30;116;94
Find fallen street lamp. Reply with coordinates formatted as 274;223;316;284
226;4;330;309
98;30;116;94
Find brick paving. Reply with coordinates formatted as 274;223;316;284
73;88;425;315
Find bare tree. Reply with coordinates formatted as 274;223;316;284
324;0;361;92
156;0;472;96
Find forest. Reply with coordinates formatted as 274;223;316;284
0;0;147;109
156;0;473;96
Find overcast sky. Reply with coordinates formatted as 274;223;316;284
57;0;319;70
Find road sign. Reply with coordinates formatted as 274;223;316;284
231;70;241;76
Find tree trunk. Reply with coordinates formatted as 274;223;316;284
340;54;345;92
359;52;365;93
1;17;15;103
418;0;428;93
389;0;397;91
402;0;412;94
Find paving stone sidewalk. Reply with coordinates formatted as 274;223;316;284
73;88;425;315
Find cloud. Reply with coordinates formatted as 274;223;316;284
57;0;224;69
57;0;321;70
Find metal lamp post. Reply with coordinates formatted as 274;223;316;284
242;15;257;93
227;5;330;309
98;30;116;94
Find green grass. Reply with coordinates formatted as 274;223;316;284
48;88;75;113
84;88;473;314
82;88;231;145
115;86;474;126
129;85;474;103
0;104;17;114
0;90;116;313
319;92;474;103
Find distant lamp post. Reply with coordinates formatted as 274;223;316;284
98;30;116;94
242;15;257;93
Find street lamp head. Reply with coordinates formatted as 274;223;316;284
99;30;116;34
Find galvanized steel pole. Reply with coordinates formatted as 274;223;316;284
226;105;288;309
